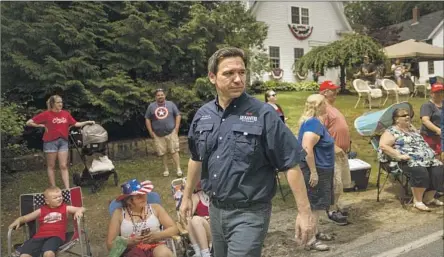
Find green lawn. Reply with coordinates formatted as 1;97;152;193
1;91;426;255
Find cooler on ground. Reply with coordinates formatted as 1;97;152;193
345;159;372;191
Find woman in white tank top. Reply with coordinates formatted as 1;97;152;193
106;179;179;257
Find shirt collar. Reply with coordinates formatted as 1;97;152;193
214;92;248;111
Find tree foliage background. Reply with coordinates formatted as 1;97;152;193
1;1;268;144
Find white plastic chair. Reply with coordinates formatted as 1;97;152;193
352;79;383;109
411;76;430;98
381;79;410;106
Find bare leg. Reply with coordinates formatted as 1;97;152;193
171;152;181;172
46;153;58;187
187;216;211;250
152;244;173;257
42;251;55;257
20;254;33;257
411;187;427;202
161;154;169;172
57;151;70;189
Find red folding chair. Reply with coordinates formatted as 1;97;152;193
7;187;92;257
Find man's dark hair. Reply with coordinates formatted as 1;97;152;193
207;47;247;75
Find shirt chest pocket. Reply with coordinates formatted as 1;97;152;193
195;123;214;159
231;124;262;161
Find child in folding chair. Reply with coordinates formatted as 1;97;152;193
186;181;212;257
8;186;85;257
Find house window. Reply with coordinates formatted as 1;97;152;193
294;48;304;66
291;7;309;25
428;61;435;74
269;46;280;69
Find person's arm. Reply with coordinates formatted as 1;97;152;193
67;205;86;220
146;204;179;242
175;115;181;134
26;112;47;129
379;131;410;161
73;121;94;127
422;116;441;135
182;159;202;210
9;209;41;230
145;119;156;138
26;119;46;129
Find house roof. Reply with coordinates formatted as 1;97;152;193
248;1;352;32
387;10;444;41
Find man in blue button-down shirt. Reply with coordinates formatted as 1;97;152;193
180;47;316;257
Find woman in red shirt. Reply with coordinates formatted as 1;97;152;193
187;182;211;257
26;95;95;189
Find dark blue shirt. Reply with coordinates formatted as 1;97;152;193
188;93;304;203
298;118;335;169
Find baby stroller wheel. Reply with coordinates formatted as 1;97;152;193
73;173;82;186
113;171;119;186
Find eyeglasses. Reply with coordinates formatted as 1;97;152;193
269;94;276;97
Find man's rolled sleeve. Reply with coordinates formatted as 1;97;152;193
263;111;303;171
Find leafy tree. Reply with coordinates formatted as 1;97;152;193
295;34;385;90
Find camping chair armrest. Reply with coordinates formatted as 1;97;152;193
8;228;18;257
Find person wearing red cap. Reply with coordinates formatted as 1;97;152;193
319;80;351;226
420;83;443;160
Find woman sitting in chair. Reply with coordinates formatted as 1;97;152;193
379;108;444;212
106;179;179;257
186;181;212;257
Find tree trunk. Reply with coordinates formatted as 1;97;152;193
340;64;346;90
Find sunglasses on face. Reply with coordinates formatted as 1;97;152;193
269;94;276;97
397;114;410;118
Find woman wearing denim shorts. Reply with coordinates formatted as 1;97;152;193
26;95;95;189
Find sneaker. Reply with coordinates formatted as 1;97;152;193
327;211;348;226
177;170;183;177
163;171;170;177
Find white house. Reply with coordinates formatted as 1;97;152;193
246;1;353;83
387;9;444;82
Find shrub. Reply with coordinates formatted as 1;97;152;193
253;80;319;92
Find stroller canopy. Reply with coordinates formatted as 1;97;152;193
354;102;414;137
82;124;108;145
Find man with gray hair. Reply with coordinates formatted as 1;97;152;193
180;47;316;256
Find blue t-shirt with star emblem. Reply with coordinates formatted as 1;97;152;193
145;100;180;137
188;92;304;203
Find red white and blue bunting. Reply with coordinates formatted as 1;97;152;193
270;68;283;80
288;24;313;40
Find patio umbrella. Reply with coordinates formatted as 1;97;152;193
384;39;444;61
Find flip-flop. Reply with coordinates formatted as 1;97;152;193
316;232;335;241
413;202;431;212
305;239;330;251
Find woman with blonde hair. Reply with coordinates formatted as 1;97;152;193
26;95;95;189
297;94;335;251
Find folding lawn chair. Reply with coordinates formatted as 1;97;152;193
371;136;412;208
7;187;92;257
108;191;184;257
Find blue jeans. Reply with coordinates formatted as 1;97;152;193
209;202;272;257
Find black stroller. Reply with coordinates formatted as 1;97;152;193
69;124;119;193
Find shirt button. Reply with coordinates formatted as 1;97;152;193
234;105;237;108
213;192;216;196
219;137;222;140
222;119;225;122
216;156;219;158
214;174;217;178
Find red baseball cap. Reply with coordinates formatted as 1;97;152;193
431;83;444;93
319;80;340;92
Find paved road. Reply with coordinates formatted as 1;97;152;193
319;217;444;257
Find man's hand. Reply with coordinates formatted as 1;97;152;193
436;129;441;136
179;196;193;225
294;212;316;246
309;171;318;188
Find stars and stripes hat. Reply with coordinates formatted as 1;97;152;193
116;179;154;201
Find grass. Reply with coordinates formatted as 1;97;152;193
1;91;426;255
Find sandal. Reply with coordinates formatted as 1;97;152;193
316;232;335;241
413;202;431;212
305;239;330;251
425;199;444;206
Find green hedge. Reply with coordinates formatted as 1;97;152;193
250;80;319;93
